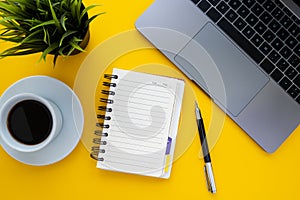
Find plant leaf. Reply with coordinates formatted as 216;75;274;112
69;40;85;52
70;0;77;23
36;0;41;9
7;0;36;10
21;29;44;44
59;30;77;47
79;5;99;22
47;0;63;33
60;13;68;31
0;48;42;57
1;20;26;32
39;42;59;62
43;27;50;44
0;36;23;43
66;47;75;56
1;15;24;22
0;30;22;37
0;1;27;18
0;43;45;57
84;13;104;28
29;20;55;31
58;44;70;56
53;54;59;66
76;0;82;22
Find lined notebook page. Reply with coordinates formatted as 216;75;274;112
97;68;184;177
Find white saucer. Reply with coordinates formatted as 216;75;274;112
0;76;84;166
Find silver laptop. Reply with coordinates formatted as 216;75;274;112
135;0;300;153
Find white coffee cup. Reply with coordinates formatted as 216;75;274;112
0;93;62;152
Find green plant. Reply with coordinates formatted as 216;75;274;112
0;0;103;65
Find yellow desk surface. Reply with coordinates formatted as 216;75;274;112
0;1;299;199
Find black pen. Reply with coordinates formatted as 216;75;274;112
195;102;216;194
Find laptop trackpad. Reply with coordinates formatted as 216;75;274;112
174;23;269;116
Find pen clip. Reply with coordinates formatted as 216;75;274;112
204;163;217;194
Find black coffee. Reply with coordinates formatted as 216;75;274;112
7;100;53;145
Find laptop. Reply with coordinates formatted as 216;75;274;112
135;0;300;153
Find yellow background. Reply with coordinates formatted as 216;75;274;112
0;0;300;199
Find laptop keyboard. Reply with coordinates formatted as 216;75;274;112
191;0;300;105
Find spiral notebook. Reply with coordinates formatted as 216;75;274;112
91;68;185;178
